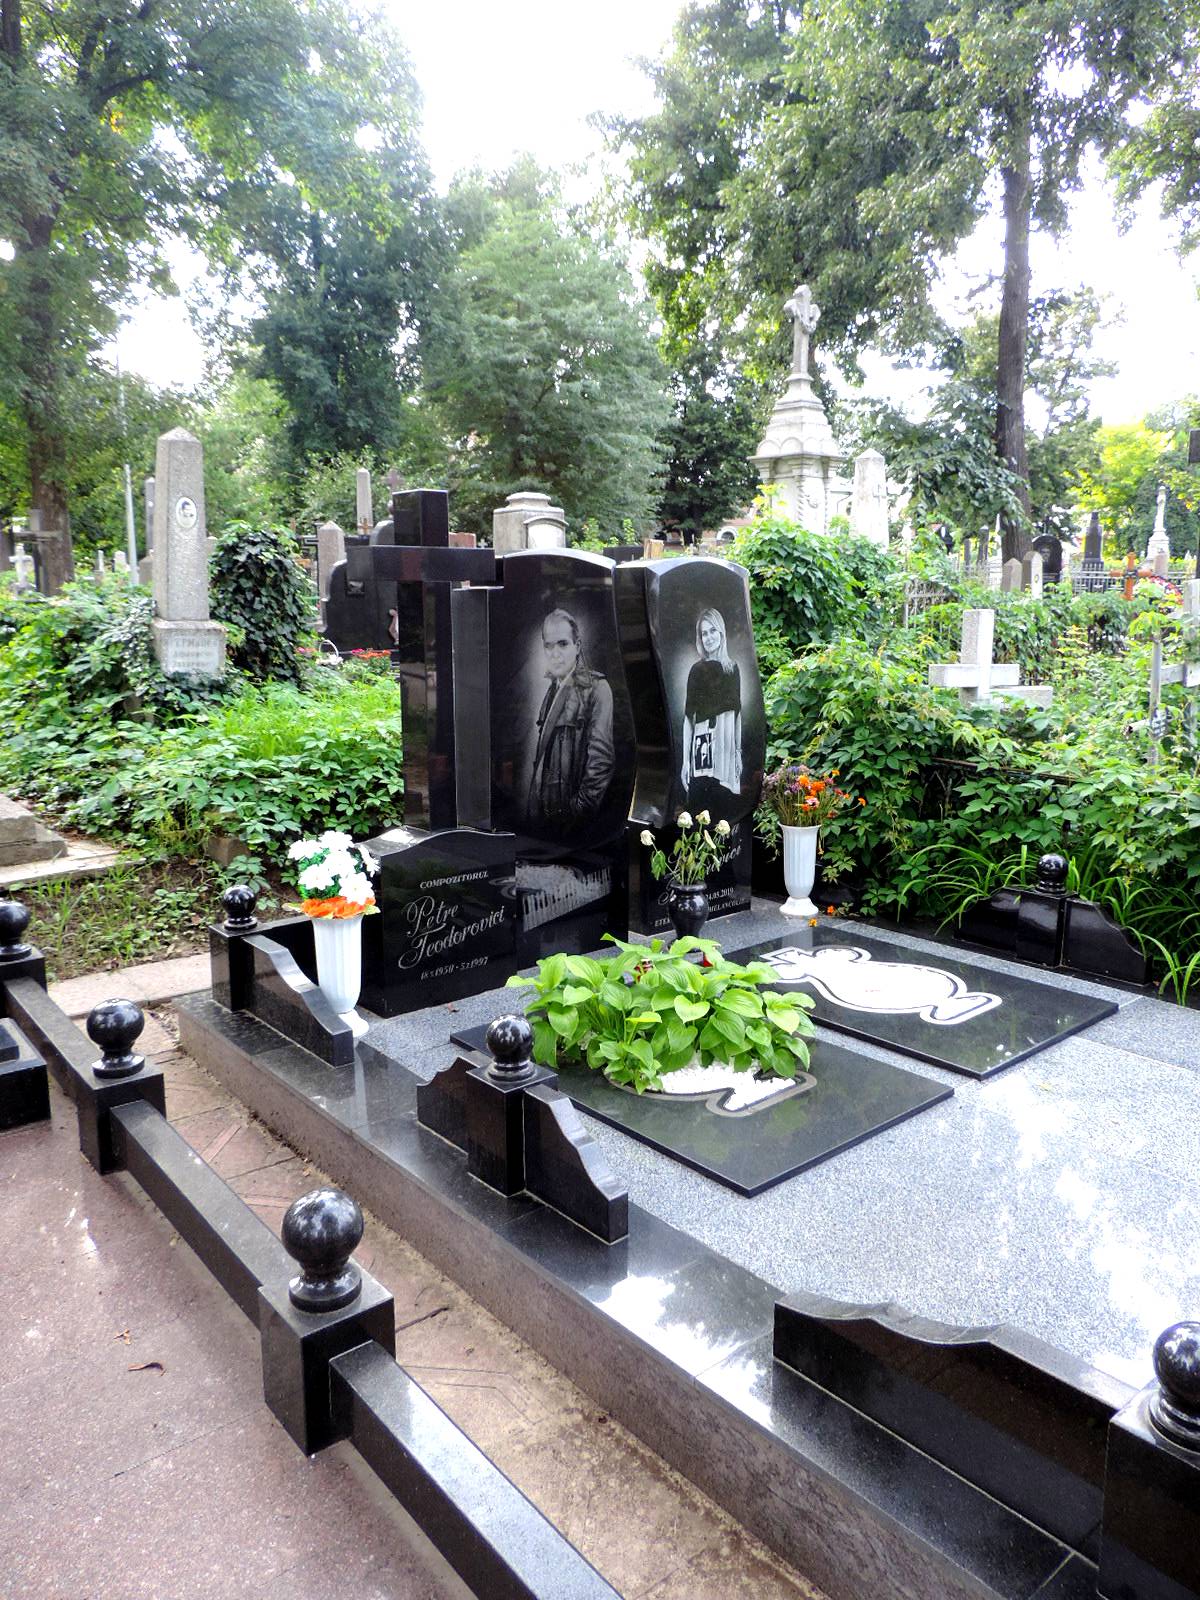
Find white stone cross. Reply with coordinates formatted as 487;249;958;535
12;541;34;588
928;608;1053;708
784;284;820;378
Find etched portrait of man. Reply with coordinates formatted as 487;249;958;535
527;607;615;835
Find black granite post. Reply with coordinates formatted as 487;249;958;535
78;1000;166;1173
1099;1321;1200;1599
0;894;47;989
259;1187;395;1455
1083;512;1104;570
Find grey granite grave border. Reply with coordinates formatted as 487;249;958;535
178;975;1100;1600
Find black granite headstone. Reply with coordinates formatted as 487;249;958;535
628;815;754;936
323;534;396;655
615;556;766;832
467;549;636;960
359;825;517;1016
1031;533;1064;584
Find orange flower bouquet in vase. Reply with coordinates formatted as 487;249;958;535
288;831;379;1038
755;765;855;918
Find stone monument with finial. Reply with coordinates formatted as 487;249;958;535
150;427;226;677
1148;483;1172;576
751;284;850;534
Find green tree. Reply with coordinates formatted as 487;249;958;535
1071;423;1170;539
657;357;762;535
422;178;670;536
849;290;1110;539
251;154;442;472
0;0;428;587
617;0;1197;559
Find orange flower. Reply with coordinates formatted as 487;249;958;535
826;904;836;915
301;894;376;919
859;797;866;806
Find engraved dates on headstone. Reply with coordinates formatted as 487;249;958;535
358;826;517;1016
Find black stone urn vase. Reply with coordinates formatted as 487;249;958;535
668;881;710;940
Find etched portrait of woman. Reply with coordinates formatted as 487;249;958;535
527;607;615;835
681;607;742;812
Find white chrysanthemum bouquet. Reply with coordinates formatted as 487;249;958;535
287;830;379;918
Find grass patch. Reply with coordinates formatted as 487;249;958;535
17;860;227;982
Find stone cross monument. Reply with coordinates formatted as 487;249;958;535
150;428;226;678
750;283;849;533
1148;484;1171;574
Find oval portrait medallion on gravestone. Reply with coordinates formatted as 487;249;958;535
617;557;766;828
174;496;198;532
487;549;636;861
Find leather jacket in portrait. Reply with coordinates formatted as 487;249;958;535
528;668;615;834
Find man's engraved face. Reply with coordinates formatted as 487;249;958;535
542;618;579;681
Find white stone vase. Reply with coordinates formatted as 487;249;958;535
781;824;820;917
310;913;368;1038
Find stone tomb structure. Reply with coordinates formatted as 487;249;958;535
616;555;766;934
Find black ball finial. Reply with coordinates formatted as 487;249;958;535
221;884;259;932
281;1187;363;1311
1150;1322;1200;1449
485;1014;535;1084
1035;853;1069;893
87;999;146;1079
0;895;32;959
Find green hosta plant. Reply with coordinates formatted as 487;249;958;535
505;935;815;1094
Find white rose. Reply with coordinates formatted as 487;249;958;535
677;811;693;828
357;847;378;874
320;829;354;849
288;838;315;861
640;829;654;847
696;809;711;825
298;861;330;892
716;819;731;837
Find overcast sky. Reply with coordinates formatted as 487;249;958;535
115;0;1200;427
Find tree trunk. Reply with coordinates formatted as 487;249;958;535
995;116;1032;567
15;216;75;592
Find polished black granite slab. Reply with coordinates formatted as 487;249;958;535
449;1022;952;1195
726;926;1118;1078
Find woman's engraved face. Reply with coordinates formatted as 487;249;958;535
699;617;722;658
542;618;580;681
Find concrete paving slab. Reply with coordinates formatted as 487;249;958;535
50;951;210;1016
0;835;124;889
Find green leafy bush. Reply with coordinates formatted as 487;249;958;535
210;523;315;683
506;934;814;1093
729;510;901;665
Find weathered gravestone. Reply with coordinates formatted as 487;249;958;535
849;448;889;548
1022;550;1044;599
316;520;346;604
615;556;766;934
1031;533;1062;585
149;428;226;677
492;491;567;555
455;547;637;960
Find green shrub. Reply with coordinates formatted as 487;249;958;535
507;935;814;1093
728;510;901;663
210;523;315;683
